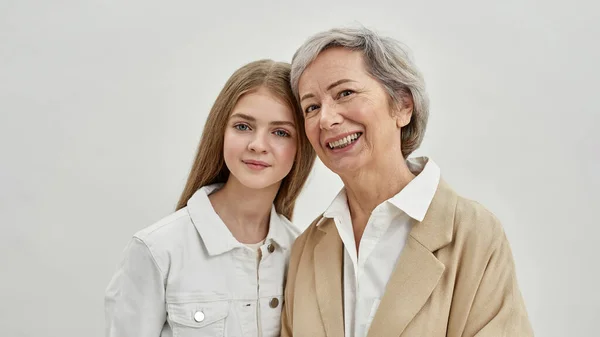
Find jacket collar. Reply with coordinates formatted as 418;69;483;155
187;184;293;256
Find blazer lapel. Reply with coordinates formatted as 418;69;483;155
314;218;345;337
366;237;445;336
367;179;457;337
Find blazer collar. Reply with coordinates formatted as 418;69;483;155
408;178;456;252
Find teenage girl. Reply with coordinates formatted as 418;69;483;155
105;59;316;337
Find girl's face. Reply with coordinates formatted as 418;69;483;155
223;87;298;191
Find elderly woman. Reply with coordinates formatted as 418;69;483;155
281;27;533;337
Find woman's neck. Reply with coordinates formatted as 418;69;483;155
341;153;415;248
208;178;280;244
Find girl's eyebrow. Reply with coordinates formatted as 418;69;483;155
230;113;296;128
270;120;296;128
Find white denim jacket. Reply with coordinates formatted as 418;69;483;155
105;184;300;337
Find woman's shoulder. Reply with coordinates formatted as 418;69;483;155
287;214;327;254
452;194;506;248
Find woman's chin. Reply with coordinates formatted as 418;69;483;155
325;159;364;176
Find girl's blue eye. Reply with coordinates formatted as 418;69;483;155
235;124;250;131
274;130;290;137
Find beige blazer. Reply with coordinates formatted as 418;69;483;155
281;180;533;336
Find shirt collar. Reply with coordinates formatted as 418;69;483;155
387;156;441;222
319;156;440;224
186;183;293;255
322;188;349;222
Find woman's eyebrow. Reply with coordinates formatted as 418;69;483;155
300;78;356;102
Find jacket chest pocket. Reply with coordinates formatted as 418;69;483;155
167;299;229;337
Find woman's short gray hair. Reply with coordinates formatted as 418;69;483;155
291;26;429;158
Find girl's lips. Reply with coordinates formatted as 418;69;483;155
243;160;270;170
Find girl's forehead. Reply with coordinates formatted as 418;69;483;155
231;92;296;126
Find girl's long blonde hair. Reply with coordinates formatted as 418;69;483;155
176;60;315;220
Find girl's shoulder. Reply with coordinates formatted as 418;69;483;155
275;213;302;235
132;207;194;251
270;212;306;249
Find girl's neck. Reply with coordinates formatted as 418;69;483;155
208;177;280;244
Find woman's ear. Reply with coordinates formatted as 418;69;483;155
395;94;414;128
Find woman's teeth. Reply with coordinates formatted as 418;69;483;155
328;132;362;149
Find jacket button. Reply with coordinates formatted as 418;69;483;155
194;311;205;322
269;297;279;308
267;243;275;253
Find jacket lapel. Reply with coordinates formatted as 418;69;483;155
313;218;345;337
367;179;457;337
366;237;445;336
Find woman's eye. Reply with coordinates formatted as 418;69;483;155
305;105;319;114
338;89;354;98
234;124;250;131
274;130;290;137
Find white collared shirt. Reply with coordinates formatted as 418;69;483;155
105;184;300;337
320;157;440;337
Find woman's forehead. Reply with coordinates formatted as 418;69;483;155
299;49;368;93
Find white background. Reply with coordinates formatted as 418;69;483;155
1;0;598;336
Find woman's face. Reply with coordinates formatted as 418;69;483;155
223;87;298;191
298;47;412;176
